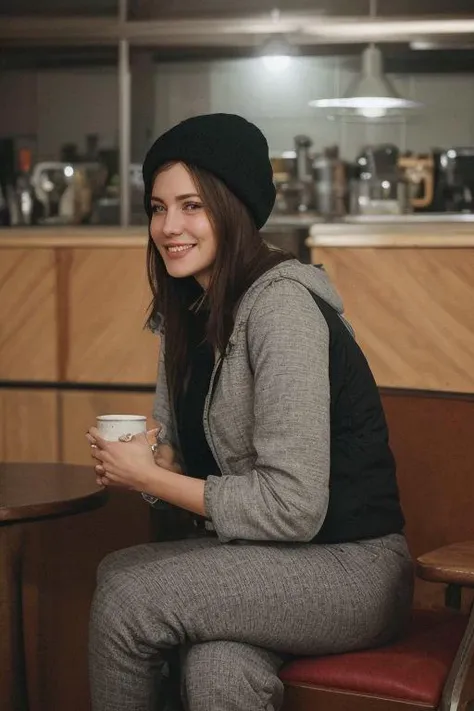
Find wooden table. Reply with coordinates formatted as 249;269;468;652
0;463;108;711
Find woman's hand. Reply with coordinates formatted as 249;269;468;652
152;442;183;474
144;427;183;474
86;427;157;492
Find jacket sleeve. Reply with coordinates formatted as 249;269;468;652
203;279;331;542
152;335;180;453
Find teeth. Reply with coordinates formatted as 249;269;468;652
167;245;194;253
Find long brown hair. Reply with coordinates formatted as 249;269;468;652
146;163;292;405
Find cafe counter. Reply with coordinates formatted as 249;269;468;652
0;227;156;464
306;218;474;395
1;221;473;457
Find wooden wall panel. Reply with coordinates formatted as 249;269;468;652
0;389;58;462
0;249;57;381
66;248;158;384
312;248;474;393
382;391;474;610
60;390;156;464
0;393;4;461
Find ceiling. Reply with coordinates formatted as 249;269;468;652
1;0;474;18
1;0;474;70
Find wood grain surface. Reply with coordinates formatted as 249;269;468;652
0;389;58;463
0;249;58;381
66;248;158;383
0;462;107;522
382;391;474;611
417;541;474;588
312;248;474;393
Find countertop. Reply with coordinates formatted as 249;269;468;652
0;226;148;248
2;213;474;249
307;216;474;247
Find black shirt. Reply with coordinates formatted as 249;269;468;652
176;311;219;480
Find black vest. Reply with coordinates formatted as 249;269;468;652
311;293;405;544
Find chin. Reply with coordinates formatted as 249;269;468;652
165;264;196;279
164;255;213;284
164;260;202;281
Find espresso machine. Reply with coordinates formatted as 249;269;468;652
440;147;474;212
350;144;412;216
272;135;316;214
312;145;348;218
398;154;434;211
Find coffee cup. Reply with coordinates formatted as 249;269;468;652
96;414;147;442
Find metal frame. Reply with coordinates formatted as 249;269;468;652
440;600;474;711
118;0;131;227
2;14;474;46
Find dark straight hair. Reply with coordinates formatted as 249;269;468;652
145;163;292;405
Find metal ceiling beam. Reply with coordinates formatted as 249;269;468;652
1;14;474;46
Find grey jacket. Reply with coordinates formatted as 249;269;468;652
153;259;346;544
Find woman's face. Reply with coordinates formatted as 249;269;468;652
150;162;217;289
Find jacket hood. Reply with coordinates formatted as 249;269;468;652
233;259;344;334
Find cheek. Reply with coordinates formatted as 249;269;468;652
150;215;162;235
195;219;216;250
149;220;164;247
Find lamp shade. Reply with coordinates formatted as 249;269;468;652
309;45;422;119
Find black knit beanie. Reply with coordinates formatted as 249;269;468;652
142;113;276;229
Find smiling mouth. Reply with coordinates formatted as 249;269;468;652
165;244;196;253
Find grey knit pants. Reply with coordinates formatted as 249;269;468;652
89;533;413;711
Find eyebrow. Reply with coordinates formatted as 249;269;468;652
150;193;200;203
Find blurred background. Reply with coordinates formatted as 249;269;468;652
2;0;474;228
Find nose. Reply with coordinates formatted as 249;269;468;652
162;206;184;236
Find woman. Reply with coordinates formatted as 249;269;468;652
87;113;413;711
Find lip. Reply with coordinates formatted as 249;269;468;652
163;243;196;260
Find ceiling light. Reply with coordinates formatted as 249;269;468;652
309;44;422;119
259;35;296;72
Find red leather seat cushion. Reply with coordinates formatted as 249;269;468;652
280;609;467;705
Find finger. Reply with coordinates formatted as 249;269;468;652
145;428;160;446
101;470;118;483
133;431;150;445
91;448;105;462
88;427;108;449
95;464;105;474
85;433;96;445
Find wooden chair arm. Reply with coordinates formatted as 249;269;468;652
416;541;474;588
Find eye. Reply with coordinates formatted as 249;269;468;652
183;202;203;212
151;203;165;214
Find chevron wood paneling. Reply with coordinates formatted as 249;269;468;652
0;249;58;381
66;247;158;384
0;389;58;462
1;235;473;394
311;247;474;393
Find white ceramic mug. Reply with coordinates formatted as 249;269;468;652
96;414;147;442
